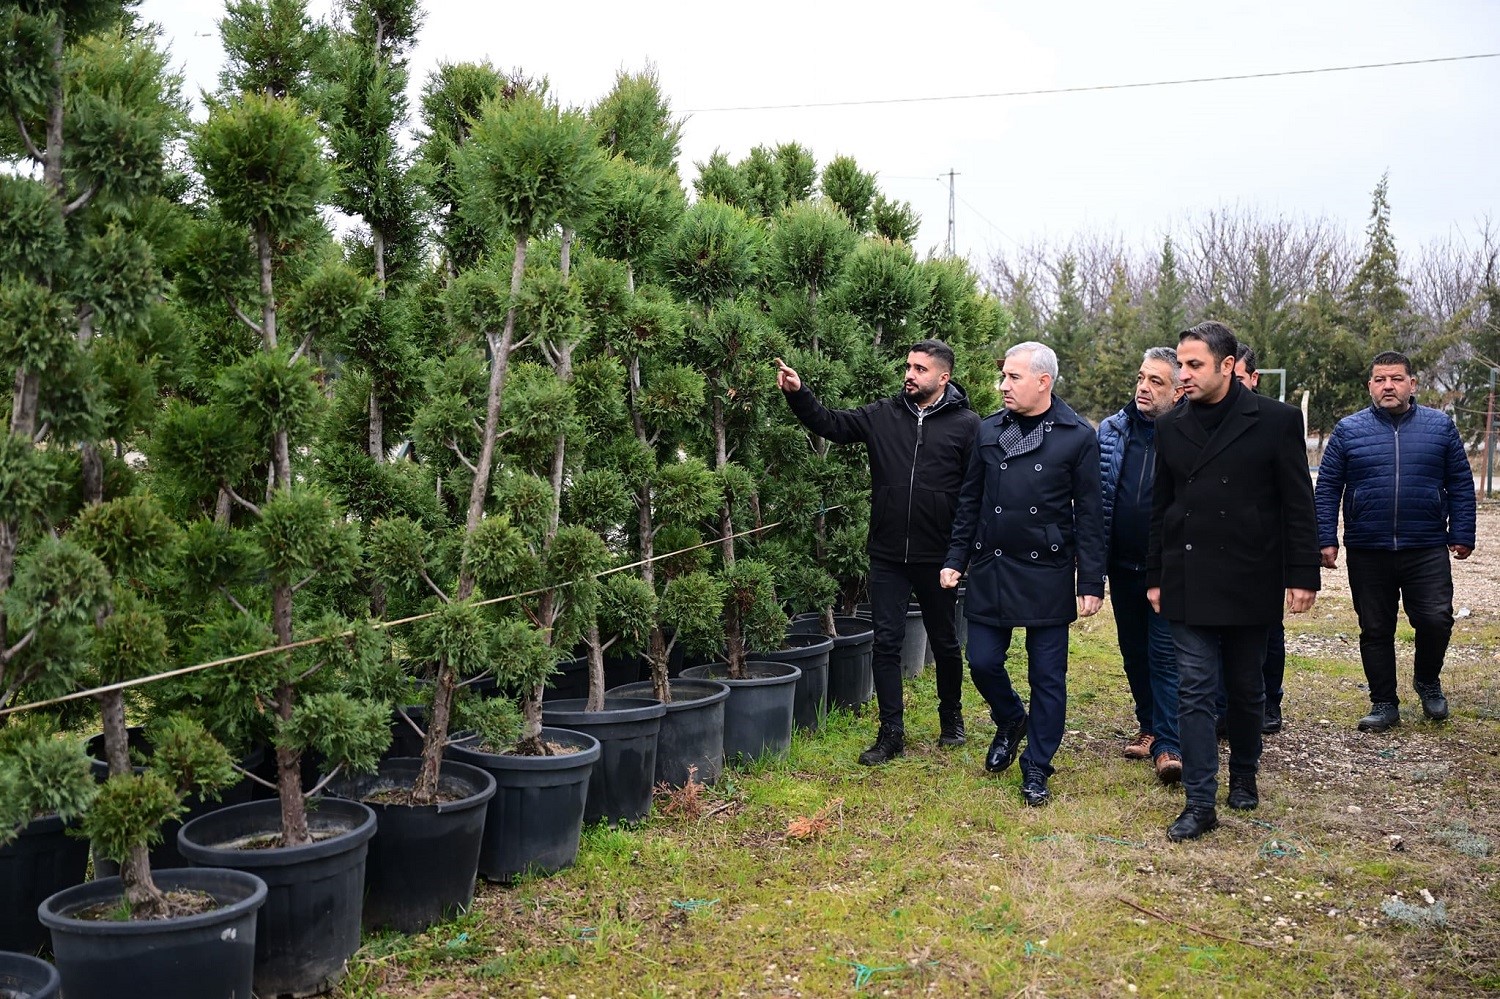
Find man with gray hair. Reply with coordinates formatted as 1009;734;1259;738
943;341;1106;806
1098;348;1184;783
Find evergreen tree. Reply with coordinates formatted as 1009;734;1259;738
1145;236;1189;347
1346;173;1418;353
1043;254;1093;404
590;65;682;175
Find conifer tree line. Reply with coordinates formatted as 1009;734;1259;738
0;0;1005;818
987;178;1500;440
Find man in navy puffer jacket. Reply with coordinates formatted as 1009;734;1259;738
1315;350;1476;732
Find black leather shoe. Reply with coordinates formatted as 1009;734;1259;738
1262;704;1283;735
938;708;967;747
985;713;1027;773
1357;702;1401;732
1414;682;1449;721
858;725;904;766
1167;804;1219;842
1020;767;1050;807
1227;773;1259;810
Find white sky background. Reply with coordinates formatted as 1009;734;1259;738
139;0;1499;269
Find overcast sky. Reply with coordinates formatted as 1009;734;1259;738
139;0;1499;268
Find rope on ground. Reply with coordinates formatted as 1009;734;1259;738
829;957;914;990
1116;896;1274;950
0;511;831;720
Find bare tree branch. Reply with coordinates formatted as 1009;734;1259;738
14;113;42;162
447;440;478;475
218;586;253;618
61;182;98;218
304;764;345;798
224;483;262;517
421;571;450;603
226;295;265;338
4;625;40;664
290;573;316;594
288;332;314;366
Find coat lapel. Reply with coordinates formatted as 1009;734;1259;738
1188;390;1259;474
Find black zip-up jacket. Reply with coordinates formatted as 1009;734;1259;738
784;381;980;564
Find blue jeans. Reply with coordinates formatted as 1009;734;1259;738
966;621;1069;778
1108;565;1180;758
1171;622;1268;806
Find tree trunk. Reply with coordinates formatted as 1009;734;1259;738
256;222;276;350
412;660;455;804
648;625;669;702
368;390;384;462
458;236;527;600
584;623;605;712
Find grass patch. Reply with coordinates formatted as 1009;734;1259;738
336;605;1500;997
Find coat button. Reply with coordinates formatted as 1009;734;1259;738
1034;463;1042;471
1030;551;1039;559
975;542;982;550
1051;544;1059;552
994;506;1002;513
1188;476;1195;484
995;549;1002;556
1030;506;1038;514
1185;544;1193;552
1221;476;1229;483
1000;462;1008;469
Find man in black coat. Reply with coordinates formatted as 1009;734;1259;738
1147;321;1320;842
776;339;980;765
942;341;1106;807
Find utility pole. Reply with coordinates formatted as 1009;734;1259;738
941;168;959;256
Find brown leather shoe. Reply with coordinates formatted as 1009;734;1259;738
1154;751;1182;784
1123;731;1155;760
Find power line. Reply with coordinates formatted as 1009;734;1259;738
683;52;1499;114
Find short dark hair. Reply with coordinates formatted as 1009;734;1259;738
1178;321;1238;366
1369;350;1413;378
1235;343;1258;375
909;338;955;374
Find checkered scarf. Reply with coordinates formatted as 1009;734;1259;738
997;413;1048;458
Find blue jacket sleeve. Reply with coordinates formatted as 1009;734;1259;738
1443;422;1477;548
1314;425;1348;549
944;430;986;572
1072;432;1107;598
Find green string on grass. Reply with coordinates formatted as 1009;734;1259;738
1092;834;1146;848
830;957;908;989
573;927;597;940
671;898;719;911
1023;941;1058;958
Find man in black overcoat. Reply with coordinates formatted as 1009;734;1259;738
1146;321;1320;842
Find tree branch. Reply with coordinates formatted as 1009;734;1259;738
303;763;344;798
226;295;265;338
218;586;253;618
446;440;478;475
421;571;450;603
290;573;316;594
288;332;314;366
13;113;41;162
61;181;98;218
31;421;51;445
232;762;277;792
3;625;40;664
223;482;262;517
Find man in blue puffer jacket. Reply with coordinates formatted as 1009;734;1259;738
1315;350;1476;732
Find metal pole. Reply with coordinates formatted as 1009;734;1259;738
1486;367;1497;498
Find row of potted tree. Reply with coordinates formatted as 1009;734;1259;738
0;1;1005;996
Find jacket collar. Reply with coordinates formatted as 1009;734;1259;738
997;395;1082;427
1368;401;1418;426
1175;379;1260;472
901;380;969;418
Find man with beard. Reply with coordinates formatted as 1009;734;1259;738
776;339;980;765
1098;347;1184;783
1147;321;1320;842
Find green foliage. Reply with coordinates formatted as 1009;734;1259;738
459;91;603;241
662;198;762;310
80;771;183;864
692;150;748;208
0;175;66;282
218;0;328;99
284;256;376;354
452;694;523;754
597;573;655;655
836;238;927;343
488;616;558;693
5;536;109;632
773;142;817;203
280;691;391;777
92;597;169;686
871;194;920;245
563;468;633;535
72;494;178;581
820;156;876;232
0;730;96;844
719;558;788;657
587;157;685;268
366;515;437;600
652;456;722;525
658;571;725;655
252;486;360;587
219;348;325;439
590;66;681;174
193;90;334;235
768;201;858;301
142;713;239;802
412;600;495;679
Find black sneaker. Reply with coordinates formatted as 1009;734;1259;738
858;725;905;766
1414;682;1449;722
938;708;967;747
1357;702;1401;732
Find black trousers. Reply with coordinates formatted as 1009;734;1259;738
867;558;964;732
1346;546;1455;705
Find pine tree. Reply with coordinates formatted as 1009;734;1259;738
1145;237;1189;347
1346;174;1418;353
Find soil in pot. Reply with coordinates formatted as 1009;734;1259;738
679;662;800;766
37;867;265;999
176;798;375;998
326;758;495;934
540;697;665;825
605;679;728;788
445;728;600;883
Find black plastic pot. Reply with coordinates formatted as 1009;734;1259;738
325;757;496;934
0;950;59;998
445;728;599;883
176;798;375;998
84;729;263;877
606;679;728;788
749;634;833;732
541;697;665;825
901;604;928;678
679;662;800;766
37;867;265;999
0;814;89;955
543;651;645;702
789;615;875;711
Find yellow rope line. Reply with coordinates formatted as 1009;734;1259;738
0;512;819;719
